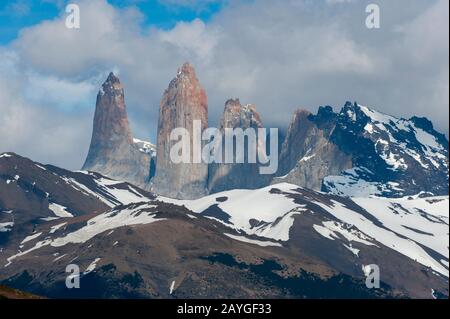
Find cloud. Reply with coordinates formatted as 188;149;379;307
24;73;97;111
0;0;448;170
159;19;219;60
326;0;354;4
13;0;143;76
0;49;93;169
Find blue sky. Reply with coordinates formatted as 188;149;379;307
0;0;448;169
0;1;59;44
0;0;224;44
109;0;225;29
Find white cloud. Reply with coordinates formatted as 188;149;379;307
24;73;97;111
0;0;448;170
13;0;143;76
326;0;354;4
0;49;93;169
159;19;219;61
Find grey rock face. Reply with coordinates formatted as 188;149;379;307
150;63;209;199
208;99;271;193
322;102;449;197
275;102;449;197
82;73;153;188
274;107;352;190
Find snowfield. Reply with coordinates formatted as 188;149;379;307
160;183;449;277
3;180;448;279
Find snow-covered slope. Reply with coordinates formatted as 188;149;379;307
161;183;449;277
0;153;154;236
6;181;448;277
322;102;448;197
1;173;448;298
276;102;448;198
66;171;154;207
133;138;156;158
1;152;448;298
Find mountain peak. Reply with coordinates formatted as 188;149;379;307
410;116;434;131
106;72;120;84
177;62;196;77
343;101;354;108
225;98;241;108
220;99;262;129
293;108;312;120
83;72;152;188
152;62;209;199
99;72;123;97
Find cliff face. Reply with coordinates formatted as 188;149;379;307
82;73;152;188
208;99;271;193
275;102;449;197
273;107;352;191
82;68;448;199
322;102;449;197
150;63;209;199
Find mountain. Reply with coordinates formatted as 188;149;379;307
0;153;448;299
82;73;155;189
0;152;154;246
79;66;448;201
0;285;44;299
274;108;352;190
276;102;449;197
1;62;448;299
208;99;271;193
151;63;209;199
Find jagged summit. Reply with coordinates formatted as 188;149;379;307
106;71;120;83
177;62;196;76
208;98;270;193
221;98;263;129
79;64;448;200
99;72;122;97
82;72;154;188
276;101;449;197
166;62;200;91
151;63;209;199
1;152;447;298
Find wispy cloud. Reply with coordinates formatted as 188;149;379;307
0;0;448;170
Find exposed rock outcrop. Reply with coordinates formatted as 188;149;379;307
322;102;449;197
82;73;153;188
275;102;449;197
273;107;352;190
82;68;449;199
150;63;209;199
208;99;271;193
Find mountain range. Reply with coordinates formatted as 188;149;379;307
0;63;448;299
82;63;448;200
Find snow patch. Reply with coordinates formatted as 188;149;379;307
21;232;42;244
49;223;67;234
84;258;101;274
49;203;74;218
224;233;283;247
161;183;301;241
343;244;360;257
0;222;14;232
51;205;163;247
133;138;156;157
